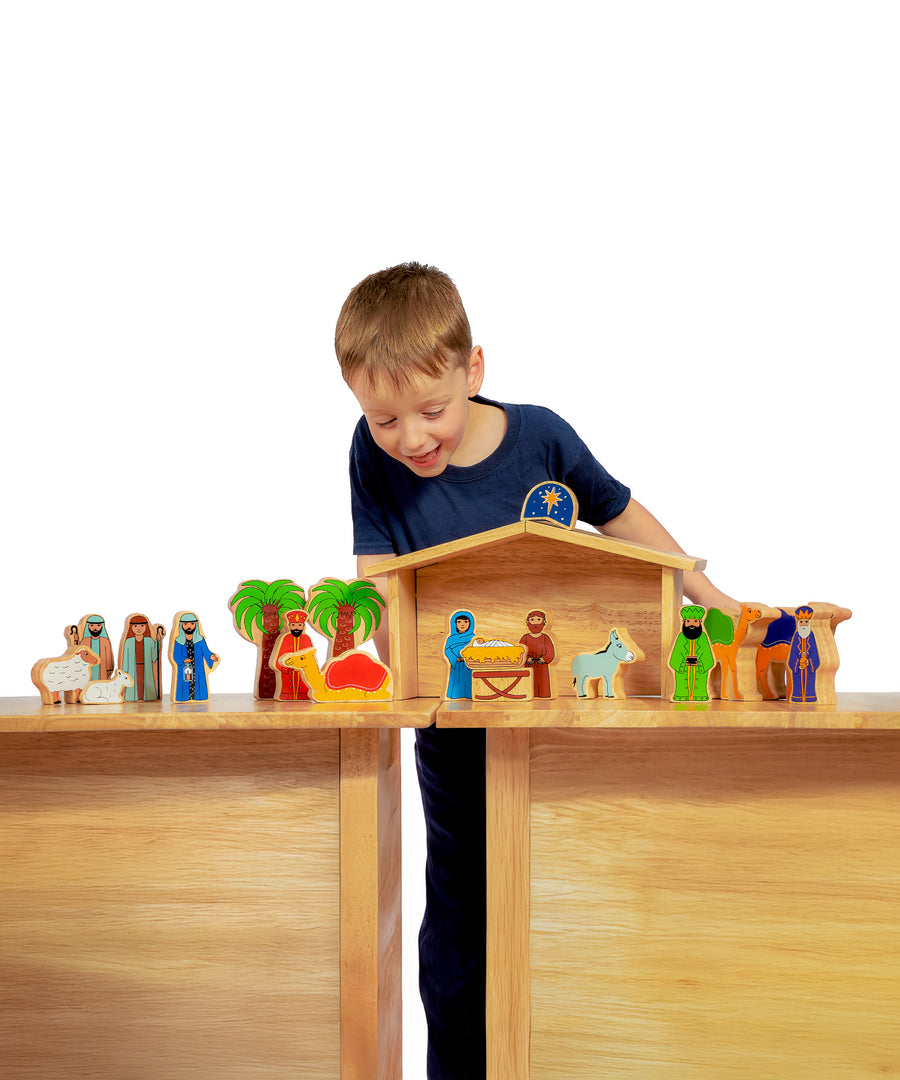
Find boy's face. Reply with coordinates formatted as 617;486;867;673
349;349;484;478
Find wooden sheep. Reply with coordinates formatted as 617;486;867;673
31;628;102;704
83;669;134;705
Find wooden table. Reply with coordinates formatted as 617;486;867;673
438;693;900;1080
0;694;438;1080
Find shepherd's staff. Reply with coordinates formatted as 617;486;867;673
155;624;166;702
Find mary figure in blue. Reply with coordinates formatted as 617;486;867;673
443;610;476;699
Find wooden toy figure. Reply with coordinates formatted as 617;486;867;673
519;609;556;698
705;603;764;701
756;608;796;699
280;648;392;703
77;614;115;682
755;603;849;703
572;628;643;699
808;602;851;705
456;629;533;702
31;625;101;705
117;614;166;701
305;578;386;660
443;610;477;699
788;606;820;703
82;669;134;705
169;612;220;702
269;609;313;700
669;605;715;702
228;579;308;698
267;578;392;704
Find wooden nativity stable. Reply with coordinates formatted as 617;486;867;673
368;519;706;700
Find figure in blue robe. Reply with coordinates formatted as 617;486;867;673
788;606;820;702
172;613;219;701
443;610;476;699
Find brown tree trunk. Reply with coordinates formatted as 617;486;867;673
332;605;356;657
256;604;281;698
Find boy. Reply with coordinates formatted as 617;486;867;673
336;262;736;1080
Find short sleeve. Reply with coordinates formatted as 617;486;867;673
521;405;631;527
566;444;631;527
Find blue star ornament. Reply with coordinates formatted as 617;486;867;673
520;481;579;529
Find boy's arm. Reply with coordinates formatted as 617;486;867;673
600;499;740;612
358;554;394;662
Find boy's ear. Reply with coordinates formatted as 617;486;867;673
466;346;485;398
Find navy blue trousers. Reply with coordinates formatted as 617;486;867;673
415;725;486;1080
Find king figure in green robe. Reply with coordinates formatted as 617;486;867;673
669;604;715;702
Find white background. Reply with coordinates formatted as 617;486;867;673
3;2;898;1073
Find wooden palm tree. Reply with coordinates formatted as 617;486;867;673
228;578;307;698
306;578;385;657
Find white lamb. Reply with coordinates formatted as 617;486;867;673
82;669;134;705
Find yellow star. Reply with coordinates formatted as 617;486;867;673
541;487;562;511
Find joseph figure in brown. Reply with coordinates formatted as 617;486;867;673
519;609;555;697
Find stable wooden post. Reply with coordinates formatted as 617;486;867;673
660;566;683;698
387;569;419;699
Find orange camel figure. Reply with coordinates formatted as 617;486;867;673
709;603;763;700
756;608;796;700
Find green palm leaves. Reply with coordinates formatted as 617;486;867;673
306;578;385;645
228;579;307;642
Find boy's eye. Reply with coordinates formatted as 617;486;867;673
375;418;397;428
423;408;445;419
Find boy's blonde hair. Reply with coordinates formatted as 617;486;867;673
335;262;473;390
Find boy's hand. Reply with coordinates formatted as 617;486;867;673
684;574;741;614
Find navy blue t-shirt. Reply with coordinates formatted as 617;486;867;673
350;396;631;556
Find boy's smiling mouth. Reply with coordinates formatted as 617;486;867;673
408;446;442;468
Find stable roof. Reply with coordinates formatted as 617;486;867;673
366;520;706;576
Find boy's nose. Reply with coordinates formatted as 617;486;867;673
399;419;428;454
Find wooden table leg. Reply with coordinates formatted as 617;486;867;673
486;727;531;1080
340;728;402;1080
